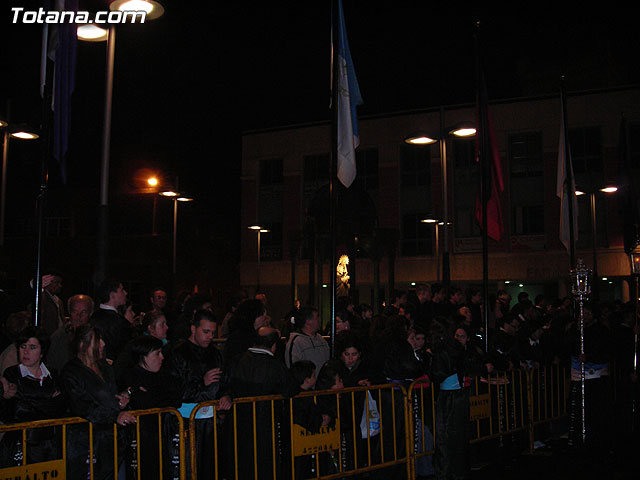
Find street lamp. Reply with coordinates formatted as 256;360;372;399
77;2;165;285
248;225;270;292
405;115;476;285
159;189;193;276
0;109;39;247
574;184;617;295
420;215;452;282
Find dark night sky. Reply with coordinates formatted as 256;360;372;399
2;1;639;251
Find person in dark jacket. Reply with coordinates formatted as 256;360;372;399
223;298;268;367
60;325;136;480
227;326;300;479
1;327;66;466
89;278;131;364
431;322;493;480
120;336;182;480
168;309;230;479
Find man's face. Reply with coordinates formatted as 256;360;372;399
471;292;482;304
46;276;63;295
499;293;512;305
69;300;91;327
305;311;321;334
191;319;217;348
111;284;127;307
151;290;167;310
417;288;432;303
434;290;446;302
451;291;464;305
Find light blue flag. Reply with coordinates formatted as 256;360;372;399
335;0;362;188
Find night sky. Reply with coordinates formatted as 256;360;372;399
2;1;639;268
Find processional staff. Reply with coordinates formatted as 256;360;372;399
570;258;591;444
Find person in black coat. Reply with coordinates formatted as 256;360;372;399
120;336;182;479
226;326;300;480
168;309;230;479
1;327;66;466
60;325;136;480
431;322;493;480
89;278;131;364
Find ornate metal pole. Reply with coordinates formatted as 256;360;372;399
570;258;591;444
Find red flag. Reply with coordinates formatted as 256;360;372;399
474;72;504;242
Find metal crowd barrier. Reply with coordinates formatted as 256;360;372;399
406;364;571;477
188;383;412;480
0;407;185;480
0;367;573;480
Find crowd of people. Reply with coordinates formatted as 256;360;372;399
0;273;638;479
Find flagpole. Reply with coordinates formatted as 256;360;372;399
329;0;339;355
561;78;576;269
34;24;55;328
475;25;490;352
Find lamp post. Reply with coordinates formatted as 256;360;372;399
159;189;193;276
630;249;640;416
0;105;40;247
405;114;476;285
77;0;165;286
420;216;453;282
248;225;270;292
575;184;617;298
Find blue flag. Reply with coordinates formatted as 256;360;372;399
334;0;362;188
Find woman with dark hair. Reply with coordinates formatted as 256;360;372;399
334;331;383;473
120;335;181;479
60;325;136;480
431;322;493;480
223;298;268;365
113;310;171;382
1;327;66;465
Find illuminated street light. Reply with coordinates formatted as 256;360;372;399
110;0;165;20
406;116;475;285
248;225;270;291
76;24;109;42
78;3;164;285
574;184;617;298
147;176;159;187
1;113;39;246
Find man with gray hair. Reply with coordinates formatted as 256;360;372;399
47;294;94;371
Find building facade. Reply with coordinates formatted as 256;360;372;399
240;87;640;320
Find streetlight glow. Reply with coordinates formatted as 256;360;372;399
147;176;158;187
77;24;109;41
451;127;476;137
10;131;39;140
599;186;618;193
110;0;165;20
159;190;179;197
405;135;437;145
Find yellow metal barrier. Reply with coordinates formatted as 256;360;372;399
0;367;573;479
407;366;572;472
0;407;185;480
187;383;412;480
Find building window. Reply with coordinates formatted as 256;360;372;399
260;158;283;186
569;126;603;176
510;132;544;235
400;144;430;187
452;139;480;238
568;127;607;248
258;158;283;261
258;222;283;261
401;212;432;256
355;148;379;191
